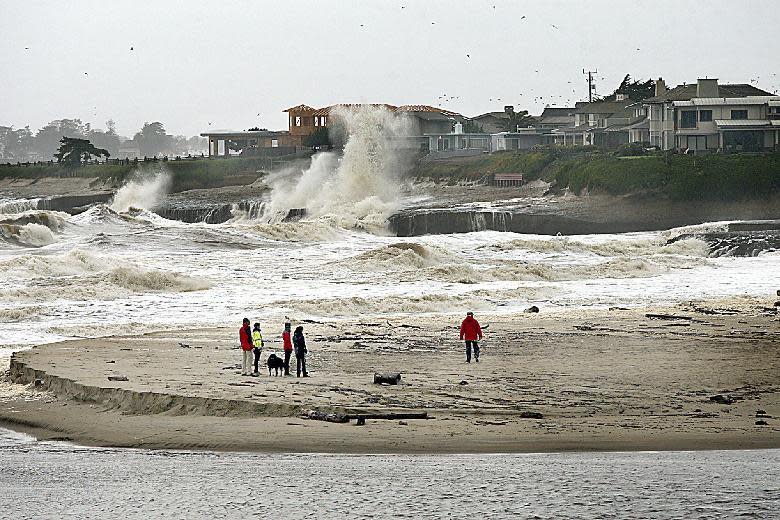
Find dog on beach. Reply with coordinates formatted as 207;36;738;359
266;353;284;376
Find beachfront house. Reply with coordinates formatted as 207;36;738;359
552;96;637;148
672;95;780;152
642;78;773;151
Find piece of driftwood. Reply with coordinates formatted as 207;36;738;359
347;412;428;421
645;313;694;321
373;372;402;385
519;411;543;419
303;410;349;423
107;375;129;382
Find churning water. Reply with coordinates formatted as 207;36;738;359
0;428;777;519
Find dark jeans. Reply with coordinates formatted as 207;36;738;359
296;355;307;377
284;351;292;375
253;348;261;373
465;341;480;362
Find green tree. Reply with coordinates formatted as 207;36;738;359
501;107;534;132
133;122;173;157
304;127;332;148
598;75;655;102
54;136;110;164
463;120;484;133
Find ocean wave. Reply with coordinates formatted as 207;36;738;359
0;250;211;301
346;242;456;270
0;305;45;322
237;220;343;242
483;236;709;258
0;222;57;247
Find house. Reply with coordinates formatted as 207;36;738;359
491;128;545;151
643;78;773;150
552;96;638;148
467;111;511;133
200;130;297;156
671;95;780;152
536;107;575;130
283;103;463;145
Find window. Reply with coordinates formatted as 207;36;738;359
699;110;712;122
731;110;748;120
680;110;697;128
314;117;319;126
271;139;278;148
295;116;301;126
321;116;327;126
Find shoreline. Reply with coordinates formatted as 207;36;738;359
2;301;778;454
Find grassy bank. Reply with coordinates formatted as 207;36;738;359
413;150;780;201
0;156;303;192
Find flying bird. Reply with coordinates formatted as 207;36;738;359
521;15;526;19
130;46;134;51
466;54;470;58
551;24;559;29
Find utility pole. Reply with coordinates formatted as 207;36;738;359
583;68;598;102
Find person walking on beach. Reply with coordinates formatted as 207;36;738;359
293;325;309;377
460;311;483;363
251;323;264;376
282;318;293;376
239;318;254;376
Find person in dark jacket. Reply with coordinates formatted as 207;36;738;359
459;311;483;363
293;325;308;377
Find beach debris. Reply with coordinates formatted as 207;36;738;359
356;417;366;426
373;372;402;385
399;420;408;425
178;342;190;348
524;305;540;313
34;378;44;387
476;420;507;426
303;410;350;423
519;411;544;419
609;306;629;311
459;380;469;386
755;420;768;426
350;412;428;426
646;313;694;321
107;375;129;382
106;360;115;364
709;394;734;405
756;409;767;415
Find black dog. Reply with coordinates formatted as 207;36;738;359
267;353;284;376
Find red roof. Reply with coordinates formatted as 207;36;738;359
285;103;461;117
283;104;316;112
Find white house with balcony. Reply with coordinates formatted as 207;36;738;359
643;78;774;151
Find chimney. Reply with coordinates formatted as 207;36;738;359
696;78;719;98
655;78;667;97
616;93;628;102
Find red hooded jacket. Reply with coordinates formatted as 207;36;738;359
460;316;482;341
282;330;293;352
239;325;253;351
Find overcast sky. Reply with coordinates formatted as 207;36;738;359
1;0;778;137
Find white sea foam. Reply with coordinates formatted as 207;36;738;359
110;169;172;213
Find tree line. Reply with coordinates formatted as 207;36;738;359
0;119;207;162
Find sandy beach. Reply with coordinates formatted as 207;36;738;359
3;299;778;453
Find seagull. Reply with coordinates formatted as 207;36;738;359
521;15;526;19
130;46;134;51
466;54;470;58
551;24;559;29
24;47;29;50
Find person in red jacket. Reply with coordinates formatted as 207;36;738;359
282;318;293;376
459;311;483;363
239;317;254;376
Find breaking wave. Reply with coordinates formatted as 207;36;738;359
484;236;710;257
0;250;211;301
0;222;57;247
262;106;414;231
110;169;171;213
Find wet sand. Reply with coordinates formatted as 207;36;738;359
2;299;779;453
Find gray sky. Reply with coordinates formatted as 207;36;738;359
1;0;778;137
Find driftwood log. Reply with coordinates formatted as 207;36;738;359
303;410;349;423
373;372;402;385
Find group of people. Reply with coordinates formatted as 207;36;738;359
239;317;308;377
237;311;484;378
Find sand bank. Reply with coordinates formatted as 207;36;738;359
2;300;779;453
